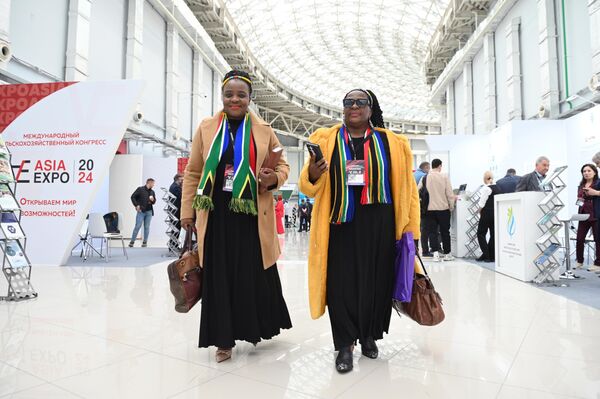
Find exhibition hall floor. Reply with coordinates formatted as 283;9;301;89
2;232;600;399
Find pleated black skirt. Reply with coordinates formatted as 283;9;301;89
198;137;292;349
327;187;396;351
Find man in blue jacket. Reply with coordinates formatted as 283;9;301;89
414;161;430;185
495;168;521;194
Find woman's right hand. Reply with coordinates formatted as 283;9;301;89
180;218;196;232
308;154;328;183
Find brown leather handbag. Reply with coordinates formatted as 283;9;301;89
167;231;202;313
393;254;445;326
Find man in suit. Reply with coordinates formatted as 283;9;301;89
516;156;550;192
496;168;521;194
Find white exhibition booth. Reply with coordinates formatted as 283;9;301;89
426;104;600;281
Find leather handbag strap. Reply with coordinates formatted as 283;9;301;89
183;230;194;253
416;253;429;276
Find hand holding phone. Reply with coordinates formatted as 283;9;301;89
306;143;328;183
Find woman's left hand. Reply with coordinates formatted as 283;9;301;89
258;168;278;194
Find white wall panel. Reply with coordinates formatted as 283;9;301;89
142;2;166;128
472;48;486;134
454;71;465;134
8;0;69;79
200;59;214;119
178;37;193;139
142;156;177;246
494;6;510;126
519;0;540;119
558;0;593;103
89;0;127;80
109;154;144;242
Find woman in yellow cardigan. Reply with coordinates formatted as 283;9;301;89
299;89;421;373
181;70;292;363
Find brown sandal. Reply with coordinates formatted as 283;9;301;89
216;348;232;363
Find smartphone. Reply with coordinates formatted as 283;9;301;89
306;143;324;162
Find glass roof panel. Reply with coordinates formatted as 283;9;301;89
225;0;449;122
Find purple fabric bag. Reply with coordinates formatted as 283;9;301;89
392;232;415;302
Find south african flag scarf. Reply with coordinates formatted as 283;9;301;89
330;125;392;224
193;113;258;215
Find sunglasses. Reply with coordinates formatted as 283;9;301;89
343;98;370;108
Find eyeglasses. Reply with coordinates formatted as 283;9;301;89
343;98;370;108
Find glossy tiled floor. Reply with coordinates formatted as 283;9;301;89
2;232;600;398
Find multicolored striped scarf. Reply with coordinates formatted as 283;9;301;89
330;125;392;224
193;113;258;215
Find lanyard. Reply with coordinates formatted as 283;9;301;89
346;128;369;160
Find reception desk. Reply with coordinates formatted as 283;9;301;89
494;192;545;281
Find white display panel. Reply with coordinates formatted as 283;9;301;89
142;2;167;128
178;37;194;140
89;0;127;80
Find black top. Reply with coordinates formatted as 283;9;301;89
169;182;182;216
131;185;156;215
482;184;500;217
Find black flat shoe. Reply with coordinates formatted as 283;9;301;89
361;337;378;359
335;346;354;373
476;255;486;262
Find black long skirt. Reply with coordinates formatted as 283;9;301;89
327;187;396;351
198;140;292;348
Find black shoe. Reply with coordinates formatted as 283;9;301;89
476;255;486;262
335;346;354;373
141;242;147;248
128;242;134;248
361;337;378;359
422;252;433;258
484;258;495;263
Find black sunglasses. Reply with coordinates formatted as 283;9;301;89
343;98;370;108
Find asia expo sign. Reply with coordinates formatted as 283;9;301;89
1;81;144;265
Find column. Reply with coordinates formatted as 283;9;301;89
125;0;143;79
463;61;474;135
445;84;455;135
0;0;11;68
506;17;523;120
65;0;91;81
483;33;497;132
589;0;600;74
191;51;202;135
538;0;560;118
166;23;179;140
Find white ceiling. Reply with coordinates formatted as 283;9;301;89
224;0;450;123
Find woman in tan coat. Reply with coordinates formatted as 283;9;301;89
180;70;292;363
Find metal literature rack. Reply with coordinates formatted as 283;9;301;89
464;187;483;259
0;142;37;302
533;166;567;284
161;188;180;256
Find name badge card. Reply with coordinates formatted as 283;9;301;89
576;198;584;207
223;164;234;192
346;160;365;186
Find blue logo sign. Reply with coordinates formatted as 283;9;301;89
507;206;516;237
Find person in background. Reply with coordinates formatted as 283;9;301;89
415;161;431;256
129;178;156;248
516;156;550;192
476;171;499;262
575;164;600;271
306;200;313;231
495;168;520;194
298;199;308;232
169;173;184;239
284;200;292;228
299;88;420;373
418;158;455;262
413;161;430;185
180;70;292;363
275;195;285;235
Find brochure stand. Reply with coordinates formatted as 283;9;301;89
0;138;37;301
533;166;567;284
161;188;180;256
558;214;589;281
464;186;483;259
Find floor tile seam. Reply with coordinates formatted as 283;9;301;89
0;358;55;385
499;383;589;399
498;303;538;387
331;358;389;399
142;346;261;373
49;350;151;386
44;381;87;399
164;371;231;399
0;381;48;399
209;370;326;399
388;331;524;355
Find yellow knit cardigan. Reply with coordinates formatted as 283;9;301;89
299;124;422;319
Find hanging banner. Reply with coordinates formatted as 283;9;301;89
1;80;144;266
